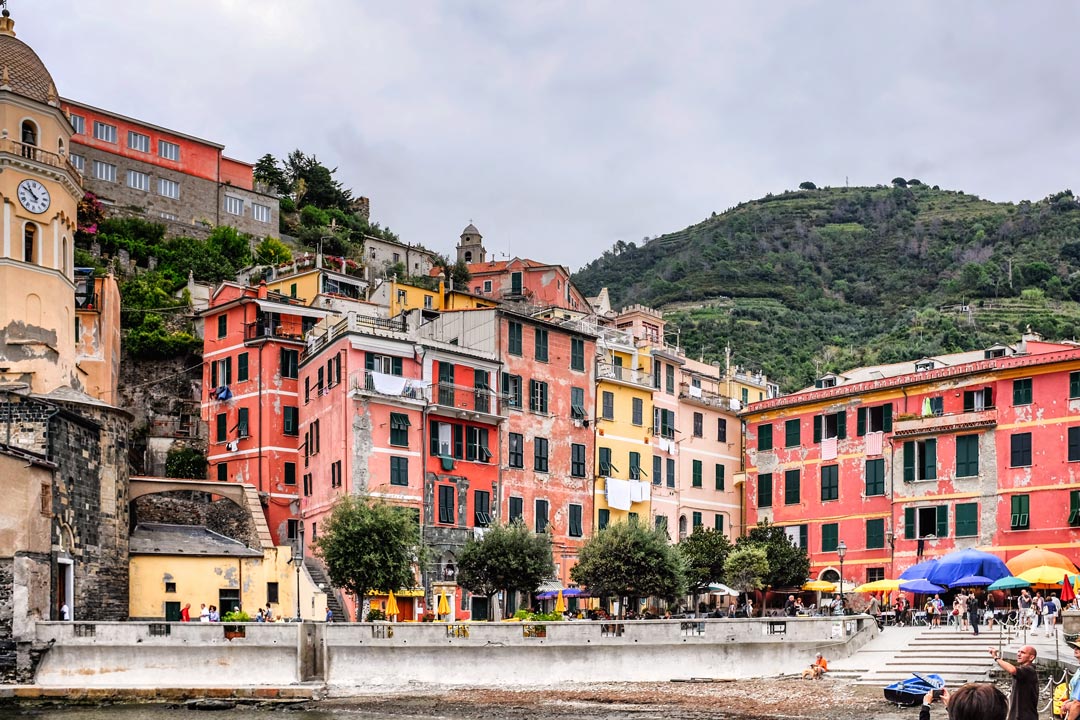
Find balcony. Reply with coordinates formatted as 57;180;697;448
302;313;409;363
678;382;738;412
431;380;507;421
596;361;655;390
0;138;81;178
892;407;998;438
350;370;428;405
244;322;305;344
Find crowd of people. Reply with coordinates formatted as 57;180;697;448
179;602;281;622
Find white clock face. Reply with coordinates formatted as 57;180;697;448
17;179;50;214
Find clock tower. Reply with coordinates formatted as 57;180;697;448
0;7;82;394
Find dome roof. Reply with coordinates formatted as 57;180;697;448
0;21;57;105
461;223;481;236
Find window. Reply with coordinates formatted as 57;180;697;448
866;518;885;549
127;170;149;191
571;387;587;420
92;160;116;182
1071;372;1080;399
483;280;492;293
216;412;227;442
160;211;178;221
93;121;117;142
857;404;893;435
758;473;772;508
904;505;947;539
70;153;85;172
283;407;299;436
474;490;490;527
598;508;610;530
820;465;839;501
631;397;643;426
865;458;885;496
534;328;549;361
280;348;298;379
653;455;662;486
715;463;725;491
813;411;847;441
1010;432;1032;467
529;379;549;413
509;496;523;523
963;388;993;411
535;500;549;533
438;485;455;524
1013;378;1033;406
465;426;491;462
502;373;522;408
784;469;800;505
534;437;549;472
693;412;703;438
571;443;586;477
666;364;675;394
217;314;227;338
128;130;150;152
217;463;228;481
237;407;249;438
224;195;244;216
955;502;978;537
330;460;342;488
598;447;613;476
474;370;490;413
237;352;249;382
714;514;724;532
1070;490;1080;527
821;523;838;552
692;511;703;529
902;439;937;481
509;433;524;468
718;418;727;442
654;408;675;439
159;139;180;161
757;424;773;451
692;460;703;488
569;504;583;537
253;203;271;223
508;322;522;355
1070;427;1080;462
601;391;614;420
785;419;800;447
1010;494;1029;530
284;462;296;486
438;362;454;405
785;524;808;550
571;337;585;371
955;435;979;477
628;451;642;480
22;223;35;263
666;457;675;488
158;178;179;199
367;353;403;376
69;114;84;134
389;412;410;446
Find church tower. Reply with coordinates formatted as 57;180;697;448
0;7;82;394
456;222;486;265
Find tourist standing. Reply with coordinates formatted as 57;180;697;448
199;603;210;622
990;645;1039;720
1044;593;1058;637
967;592;980;636
180;603;191;622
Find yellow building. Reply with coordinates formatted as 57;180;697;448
0;10;83;394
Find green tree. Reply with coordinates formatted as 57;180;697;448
205;225;252;269
457;521;555;620
313;496;423;620
570;521;686;609
165;447;208;479
891;177;908;188
723;546;769;614
798;181;817;190
678;527;733;594
284;150;353;211
253;153;289;195
254;237;292;266
735;521;810;589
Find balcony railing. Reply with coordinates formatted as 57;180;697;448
432;381;506;418
302;313;409;363
678;382;738;411
892;407;998;437
244;322;305;343
0;138;81;177
596;361;655;390
350;370;429;403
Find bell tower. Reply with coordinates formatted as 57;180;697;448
0;6;82;393
456;223;486;265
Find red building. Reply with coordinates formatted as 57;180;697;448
200;282;329;544
498;310;596;592
742;332;1080;592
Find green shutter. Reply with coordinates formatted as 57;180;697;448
924;439;937;480
1071;372;1080;399
905;507;916;539
903;441;915;482
799;525;808;549
1070;490;1080;526
813;415;822;443
882;404;892;432
955;503;978;537
715;463;725;490
836;411;847;439
856;407;866;437
692;460;702;487
936;505;948;538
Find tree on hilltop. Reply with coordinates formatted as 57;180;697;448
799;181;817;190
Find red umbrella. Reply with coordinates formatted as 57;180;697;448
1061;573;1076;603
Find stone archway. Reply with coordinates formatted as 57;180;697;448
128;477;272;550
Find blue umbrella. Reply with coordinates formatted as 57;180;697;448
900;558;939;580
988;576;1031;591
925;548;1010;587
948;574;993;588
901;579;945;594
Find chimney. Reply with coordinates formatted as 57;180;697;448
258;280;268;300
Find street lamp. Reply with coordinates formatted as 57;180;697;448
293;521;305;622
837;540;847;615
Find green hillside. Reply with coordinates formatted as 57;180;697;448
572;184;1080;392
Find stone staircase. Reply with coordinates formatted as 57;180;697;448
304;558;346;621
853;626;1004;686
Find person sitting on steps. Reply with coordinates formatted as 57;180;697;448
802;653;828;680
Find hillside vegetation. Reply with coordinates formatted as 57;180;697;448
573;183;1080;392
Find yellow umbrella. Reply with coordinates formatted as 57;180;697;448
802;580;837;592
853;579;902;593
385;591;399;617
1018;565;1068;586
554;590;566;614
437;591;450;616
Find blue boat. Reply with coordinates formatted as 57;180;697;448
883;673;945;706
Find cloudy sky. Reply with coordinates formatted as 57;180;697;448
17;2;1080;269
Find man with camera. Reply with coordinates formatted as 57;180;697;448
990;646;1039;720
920;684;1008;720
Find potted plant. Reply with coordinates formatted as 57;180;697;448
222;609;251;639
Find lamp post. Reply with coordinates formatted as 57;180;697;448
837;540;847;615
293;521;305;622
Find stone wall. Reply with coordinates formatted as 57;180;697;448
131;493;260;550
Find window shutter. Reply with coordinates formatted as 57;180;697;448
813;415;822;443
799;524;808;549
924;439;937;479
836;411;847;439
392;357;403;375
903;441;915;482
904;507;915;539
856;407;866;437
936;505;948;538
365;353;375;371
882;404;893;432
